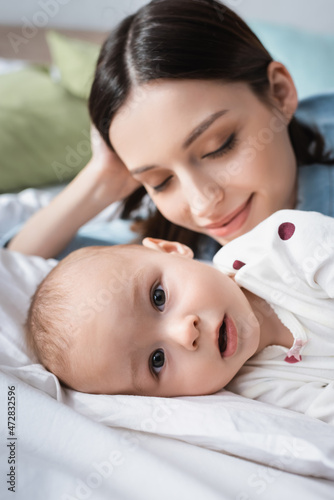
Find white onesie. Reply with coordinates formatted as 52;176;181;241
213;209;334;425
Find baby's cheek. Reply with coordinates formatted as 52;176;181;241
193;363;225;395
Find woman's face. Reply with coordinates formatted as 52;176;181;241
109;78;298;245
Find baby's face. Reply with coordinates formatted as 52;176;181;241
69;243;260;397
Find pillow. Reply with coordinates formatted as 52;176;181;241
250;21;334;99
46;30;101;100
0;66;92;193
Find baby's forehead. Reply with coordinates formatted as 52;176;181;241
67;244;155;283
68;244;149;266
94;244;154;267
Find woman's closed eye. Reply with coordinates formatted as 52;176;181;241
151;133;237;193
152;175;173;193
202;133;237;160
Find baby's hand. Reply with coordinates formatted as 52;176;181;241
88;124;142;203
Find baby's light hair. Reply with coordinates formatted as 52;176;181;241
25;247;115;387
25;244;146;390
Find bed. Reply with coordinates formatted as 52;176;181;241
1;20;334;500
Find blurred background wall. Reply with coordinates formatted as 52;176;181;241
0;0;333;33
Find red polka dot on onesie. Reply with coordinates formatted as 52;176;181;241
278;222;295;240
233;260;246;270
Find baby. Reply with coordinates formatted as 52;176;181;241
26;210;334;410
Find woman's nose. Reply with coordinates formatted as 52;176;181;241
185;177;224;218
170;314;200;350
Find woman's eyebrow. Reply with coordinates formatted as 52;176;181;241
129;109;229;175
182;109;229;150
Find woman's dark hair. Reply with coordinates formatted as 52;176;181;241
89;0;334;257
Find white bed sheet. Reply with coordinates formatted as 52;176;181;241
2;371;333;500
0;184;126;242
1;188;334;499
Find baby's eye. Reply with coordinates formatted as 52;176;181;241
152;285;166;311
150;349;165;375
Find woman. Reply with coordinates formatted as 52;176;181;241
8;0;334;259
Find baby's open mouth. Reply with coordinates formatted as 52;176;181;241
218;317;227;355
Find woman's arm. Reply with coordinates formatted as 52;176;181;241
8;127;140;258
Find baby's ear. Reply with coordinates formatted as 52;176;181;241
142;237;194;258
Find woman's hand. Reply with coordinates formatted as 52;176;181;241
88;125;141;205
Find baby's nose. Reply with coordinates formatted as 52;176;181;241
170;314;200;350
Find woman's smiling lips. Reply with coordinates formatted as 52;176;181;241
203;195;253;238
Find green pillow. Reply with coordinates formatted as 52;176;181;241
0;66;92;193
46;30;100;100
